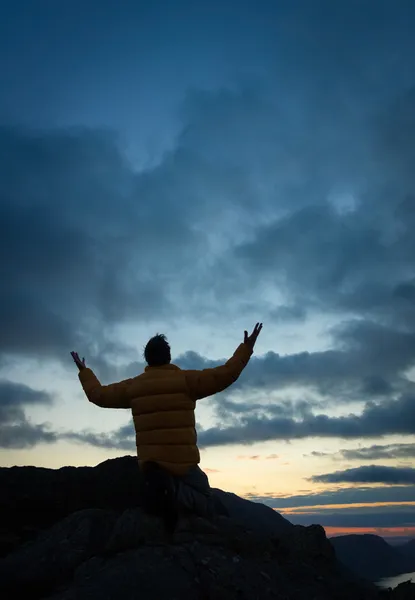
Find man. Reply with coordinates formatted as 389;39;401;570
71;323;262;519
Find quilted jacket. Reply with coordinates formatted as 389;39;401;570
78;342;253;475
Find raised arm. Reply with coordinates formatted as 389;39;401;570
71;351;133;409
184;323;262;400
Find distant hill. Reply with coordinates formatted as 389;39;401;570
399;539;415;562
330;534;415;581
383;536;415;546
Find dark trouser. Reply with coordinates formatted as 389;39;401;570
140;461;228;521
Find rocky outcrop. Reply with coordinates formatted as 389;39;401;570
379;581;415;600
0;506;383;600
0;456;144;556
0;455;292;557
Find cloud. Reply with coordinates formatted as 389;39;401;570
310;465;415;485
173;318;415;405
304;444;415;462
306;451;331;458
237;455;260;460
0;127;175;366
4;81;334;372
0;380;53;409
64;429;135;452
340;443;415;461
228;90;415;330
1;88;414;365
0;112;276;371
61;421;136;453
236;453;279;460
0;380;56;449
196;390;415;447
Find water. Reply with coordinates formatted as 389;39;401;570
376;571;415;589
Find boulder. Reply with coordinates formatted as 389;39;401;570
0;505;385;600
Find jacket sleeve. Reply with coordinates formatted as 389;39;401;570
184;343;253;401
78;368;133;409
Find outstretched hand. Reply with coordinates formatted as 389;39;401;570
70;351;86;371
244;322;263;350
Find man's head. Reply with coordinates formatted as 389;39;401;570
144;333;171;366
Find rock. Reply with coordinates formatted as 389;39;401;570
50;546;201;600
278;524;336;565
0;456;398;599
0;456;293;559
378;581;415;600
0;508;117;598
0;530;21;556
102;508;166;554
212;488;293;537
389;580;415;599
0;504;384;600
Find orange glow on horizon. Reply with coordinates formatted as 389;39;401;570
278;501;415;514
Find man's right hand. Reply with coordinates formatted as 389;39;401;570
244;322;263;350
71;351;86;371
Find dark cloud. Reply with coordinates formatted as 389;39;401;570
1;87;414;371
173;319;415;405
304;444;415;462
0;380;53;409
340;443;415;461
310;465;415;485
64;430;135;452
62;421;136;453
109;84;415;412
199;87;415;413
228;85;415;330
0;113;276;371
0;420;57;450
0;380;56;449
196;391;415;447
0;127;175;366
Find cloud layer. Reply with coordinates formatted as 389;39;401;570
0;380;56;448
310;465;415;485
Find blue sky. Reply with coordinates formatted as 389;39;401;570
1;0;415;537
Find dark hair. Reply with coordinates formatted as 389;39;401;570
144;333;171;366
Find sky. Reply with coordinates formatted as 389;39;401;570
1;0;415;539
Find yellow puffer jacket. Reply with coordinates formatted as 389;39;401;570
78;342;253;476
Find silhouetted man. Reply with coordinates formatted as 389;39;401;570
71;323;262;519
